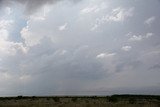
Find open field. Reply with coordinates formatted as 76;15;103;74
0;95;160;107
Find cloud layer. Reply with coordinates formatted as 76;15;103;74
0;0;160;96
0;0;80;15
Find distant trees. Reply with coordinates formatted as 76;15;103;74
52;97;60;102
71;97;78;102
108;96;118;103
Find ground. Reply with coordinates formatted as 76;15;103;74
0;95;160;107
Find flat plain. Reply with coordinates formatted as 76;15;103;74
0;95;160;107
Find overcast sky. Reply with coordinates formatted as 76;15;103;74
0;0;160;96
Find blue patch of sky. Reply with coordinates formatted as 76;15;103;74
0;4;27;43
8;5;27;42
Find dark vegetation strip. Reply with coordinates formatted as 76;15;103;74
0;94;159;100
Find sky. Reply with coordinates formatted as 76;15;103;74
0;0;160;96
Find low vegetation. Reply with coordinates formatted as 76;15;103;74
0;95;159;107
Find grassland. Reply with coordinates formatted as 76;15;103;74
0;95;160;107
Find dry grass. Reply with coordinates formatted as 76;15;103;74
0;95;159;107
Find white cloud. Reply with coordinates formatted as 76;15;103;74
0;20;14;29
80;2;107;14
60;50;67;55
96;52;116;59
0;72;11;80
144;16;155;25
0;20;27;55
90;24;98;31
54;49;68;56
96;52;117;74
0;19;28;55
146;33;153;38
0;40;28;55
58;23;68;31
106;7;134;22
19;75;31;81
121;46;132;51
30;15;46;21
129;35;143;41
91;7;134;31
96;53;106;58
0;20;14;40
0;29;9;40
20;6;55;47
11;42;28;54
128;33;153;42
81;6;98;14
5;7;12;15
20;23;43;47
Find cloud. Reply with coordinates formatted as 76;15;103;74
80;2;107;14
0;19;13;29
106;7;134;22
144;16;155;25
90;24;98;31
121;46;132;51
0;0;60;14
19;74;31;81
128;33;153;42
96;52;116;59
0;0;160;96
5;7;12;15
0;19;28;56
146;33;153;38
81;6;99;14
0;0;79;15
128;35;143;41
58;23;68;31
90;7;134;31
0;37;28;56
20;21;45;47
0;41;28;55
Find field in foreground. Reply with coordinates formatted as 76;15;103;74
0;95;160;107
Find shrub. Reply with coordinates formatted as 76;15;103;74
71;97;77;102
108;96;118;103
85;100;89;103
17;96;23;99
129;98;136;104
46;97;50;100
53;97;60;102
86;104;91;107
91;96;97;99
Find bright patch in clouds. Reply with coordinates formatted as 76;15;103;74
96;52;116;59
129;35;143;41
81;6;99;14
5;7;12;15
121;46;132;51
20;25;39;47
0;19;27;55
145;16;156;25
19;75;31;81
1;72;11;80
80;2;107;14
106;7;134;22
128;33;153;42
0;20;13;29
146;33;153;38
58;23;68;31
91;7;134;31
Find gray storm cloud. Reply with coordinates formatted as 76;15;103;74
0;0;60;15
0;0;79;15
